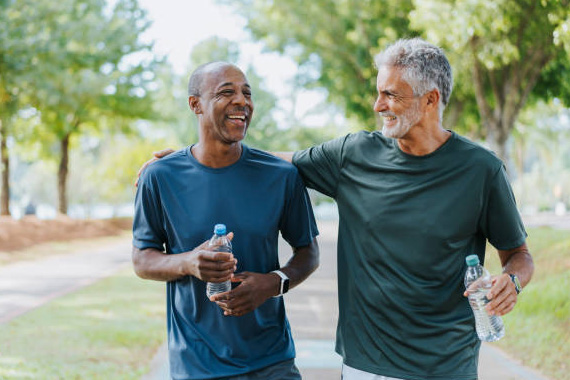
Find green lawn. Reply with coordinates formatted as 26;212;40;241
485;227;570;380
0;268;166;379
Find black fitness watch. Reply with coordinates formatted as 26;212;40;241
271;270;290;297
508;273;522;294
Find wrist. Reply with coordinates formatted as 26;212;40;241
271;270;290;297
503;272;522;294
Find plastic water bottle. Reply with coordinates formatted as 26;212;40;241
464;255;505;342
206;224;232;298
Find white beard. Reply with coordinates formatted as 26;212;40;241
381;100;422;139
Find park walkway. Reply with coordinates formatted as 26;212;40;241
0;239;132;324
0;216;560;379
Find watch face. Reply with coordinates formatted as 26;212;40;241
283;279;290;294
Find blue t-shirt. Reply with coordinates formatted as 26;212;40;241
133;144;319;380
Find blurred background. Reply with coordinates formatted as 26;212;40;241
1;1;569;379
1;0;570;220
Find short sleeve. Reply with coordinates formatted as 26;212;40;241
479;165;527;250
292;134;350;198
279;169;319;248
132;171;167;251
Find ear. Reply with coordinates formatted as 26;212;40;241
189;96;202;114
425;88;440;110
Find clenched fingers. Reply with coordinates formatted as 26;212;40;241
486;274;517;316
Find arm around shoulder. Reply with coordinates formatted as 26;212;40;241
270;151;295;163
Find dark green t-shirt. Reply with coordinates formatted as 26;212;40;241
293;131;527;380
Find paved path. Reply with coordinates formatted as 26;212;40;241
0;239;132;324
0;217;558;379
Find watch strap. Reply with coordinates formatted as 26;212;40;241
271;270;290;297
508;273;522;294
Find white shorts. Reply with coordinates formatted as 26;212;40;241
342;364;405;380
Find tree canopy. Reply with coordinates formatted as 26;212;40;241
221;0;570;163
1;0;158;214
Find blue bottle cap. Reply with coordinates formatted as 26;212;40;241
214;224;226;235
465;254;480;266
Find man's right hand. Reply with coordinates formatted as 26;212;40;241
186;233;237;283
132;232;236;282
135;148;176;187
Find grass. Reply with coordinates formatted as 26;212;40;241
0;268;166;379
484;227;570;380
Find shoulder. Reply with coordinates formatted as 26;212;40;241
343;130;392;149
140;148;190;182
451;133;503;173
246;146;299;174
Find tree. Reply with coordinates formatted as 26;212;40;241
221;0;570;164
25;0;157;214
0;0;37;215
219;0;415;130
410;0;570;162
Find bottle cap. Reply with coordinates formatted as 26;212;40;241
465;254;480;266
214;224;226;235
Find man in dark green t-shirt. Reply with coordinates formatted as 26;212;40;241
141;39;535;380
280;38;534;380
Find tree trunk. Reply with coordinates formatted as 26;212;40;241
486;121;510;164
0;117;10;216
57;132;70;215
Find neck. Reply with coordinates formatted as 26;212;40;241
191;141;243;168
396;123;451;156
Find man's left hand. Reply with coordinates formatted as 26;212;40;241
485;273;518;316
209;271;279;317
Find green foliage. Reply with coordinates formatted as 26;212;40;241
14;0;160;213
219;0;416;130
222;0;570;163
484;227;570;380
0;268;165;379
26;0;158;143
412;0;570;160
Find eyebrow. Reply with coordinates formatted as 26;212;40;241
218;82;251;89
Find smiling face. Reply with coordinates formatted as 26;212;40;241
373;65;424;139
191;64;254;144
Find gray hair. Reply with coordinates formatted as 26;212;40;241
374;38;453;118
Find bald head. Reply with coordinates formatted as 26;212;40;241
187;61;243;97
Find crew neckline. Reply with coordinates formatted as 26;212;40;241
186;143;248;172
391;130;456;160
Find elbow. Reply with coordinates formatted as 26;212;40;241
310;241;320;274
132;246;152;279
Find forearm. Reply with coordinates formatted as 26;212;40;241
278;237;320;291
499;243;534;288
132;246;188;282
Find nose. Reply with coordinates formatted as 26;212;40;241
232;91;249;106
373;95;387;113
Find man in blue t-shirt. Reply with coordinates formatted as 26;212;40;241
132;62;319;380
